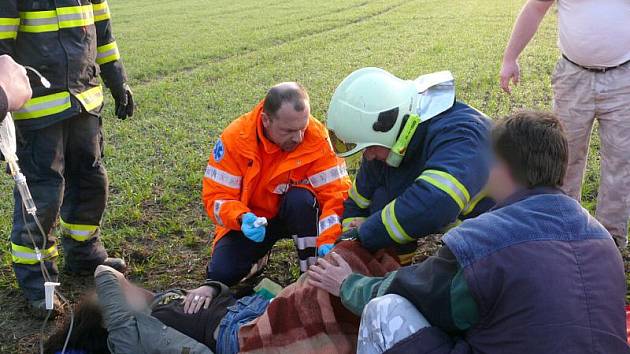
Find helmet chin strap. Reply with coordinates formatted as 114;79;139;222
385;114;421;167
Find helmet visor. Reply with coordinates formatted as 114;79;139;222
329;129;357;156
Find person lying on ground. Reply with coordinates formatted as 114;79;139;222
45;265;231;354
44;241;400;354
309;111;629;354
202;82;350;287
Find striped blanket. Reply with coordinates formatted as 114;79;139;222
238;241;400;354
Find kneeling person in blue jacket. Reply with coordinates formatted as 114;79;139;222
309;111;629;354
326;68;494;264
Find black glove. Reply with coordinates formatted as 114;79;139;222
110;83;134;120
335;228;360;245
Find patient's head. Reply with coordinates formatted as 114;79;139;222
44;292;110;354
488;111;568;202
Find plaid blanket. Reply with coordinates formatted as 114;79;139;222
238;241;400;354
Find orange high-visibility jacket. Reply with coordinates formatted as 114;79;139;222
203;100;351;247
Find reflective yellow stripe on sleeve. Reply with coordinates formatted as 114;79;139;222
462;190;486;216
13;92;72;120
96;41;120;65
92;1;111;22
19;10;59;33
349;180;370;209
342;217;366;232
381;200;414;244
0;18;20;39
19;5;94;33
60;218;99;242
11;242;59;265
75;85;104;112
417;169;470;210
57;4;94;28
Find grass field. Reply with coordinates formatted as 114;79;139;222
0;0;612;351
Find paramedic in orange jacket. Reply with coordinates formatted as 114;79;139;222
202;82;351;286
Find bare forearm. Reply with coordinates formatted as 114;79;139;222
503;0;553;62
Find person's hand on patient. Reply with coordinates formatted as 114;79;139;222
307;252;352;297
183;285;216;314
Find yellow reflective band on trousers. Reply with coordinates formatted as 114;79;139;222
14;92;72;120
96;41;120;64
0;18;19;39
342;217;366;232
19;5;94;33
60;218;99;242
11;242;59;265
417;170;470;210
92;1;111;22
349;180;370;209
381;200;414;244
75;85;104;112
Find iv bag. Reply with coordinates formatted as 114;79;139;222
0;113;18;163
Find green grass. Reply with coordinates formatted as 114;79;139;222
0;0;611;351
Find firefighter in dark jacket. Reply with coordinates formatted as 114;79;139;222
326;68;493;264
0;0;131;315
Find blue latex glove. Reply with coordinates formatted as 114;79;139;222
241;212;266;243
318;244;334;257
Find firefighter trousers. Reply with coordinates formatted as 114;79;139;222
10;113;109;301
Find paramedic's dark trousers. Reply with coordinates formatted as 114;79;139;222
207;188;319;286
11;113;109;301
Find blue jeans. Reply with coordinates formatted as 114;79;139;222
216;294;270;354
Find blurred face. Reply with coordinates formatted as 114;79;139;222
487;157;519;203
122;281;151;311
363;146;390;161
262;101;310;152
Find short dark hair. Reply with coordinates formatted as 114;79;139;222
492;111;568;188
263;82;309;117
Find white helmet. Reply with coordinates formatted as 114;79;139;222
326;67;455;160
326;67;417;157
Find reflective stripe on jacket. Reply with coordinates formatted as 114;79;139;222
344;102;494;251
0;0;127;130
202;100;351;247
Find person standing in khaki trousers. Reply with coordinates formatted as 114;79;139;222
499;0;630;247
